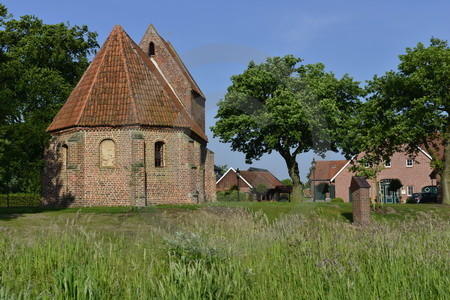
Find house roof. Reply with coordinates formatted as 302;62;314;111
47;25;207;141
239;170;283;189
216;168;285;190
247;167;269;172
216;168;253;188
312;160;349;181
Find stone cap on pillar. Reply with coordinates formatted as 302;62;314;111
350;176;371;193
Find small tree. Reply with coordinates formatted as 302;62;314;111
349;159;385;201
389;178;403;192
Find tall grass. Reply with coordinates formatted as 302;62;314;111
0;207;448;299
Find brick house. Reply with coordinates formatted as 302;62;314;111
310;149;437;203
216;167;292;201
42;25;216;206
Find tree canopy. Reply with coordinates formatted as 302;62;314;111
211;55;363;201
0;3;98;193
346;38;450;203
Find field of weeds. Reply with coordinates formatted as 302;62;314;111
0;203;449;299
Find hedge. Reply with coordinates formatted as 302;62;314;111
0;193;41;207
217;190;249;202
330;197;344;203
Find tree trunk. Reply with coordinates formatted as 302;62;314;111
283;155;302;202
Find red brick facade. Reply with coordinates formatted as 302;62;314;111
312;150;436;202
216;168;253;194
42;25;216;206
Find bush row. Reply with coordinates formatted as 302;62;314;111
0;193;41;207
217;190;251;202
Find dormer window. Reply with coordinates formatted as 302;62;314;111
149;42;155;56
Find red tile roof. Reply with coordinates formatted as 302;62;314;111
312;160;348;181
239;170;283;189
47;25;207;141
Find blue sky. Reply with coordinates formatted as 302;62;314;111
3;0;449;181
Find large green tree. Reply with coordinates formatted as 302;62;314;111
0;3;98;193
344;38;450;203
211;55;362;201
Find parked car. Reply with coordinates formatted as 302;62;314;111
421;185;438;194
409;193;437;204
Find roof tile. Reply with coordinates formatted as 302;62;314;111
240;170;283;189
47;25;207;141
313;160;348;181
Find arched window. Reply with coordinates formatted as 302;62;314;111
149;42;155;56
61;145;68;170
155;141;164;167
100;139;116;167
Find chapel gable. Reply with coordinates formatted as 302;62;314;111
139;25;206;132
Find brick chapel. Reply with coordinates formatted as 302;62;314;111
42;25;216;206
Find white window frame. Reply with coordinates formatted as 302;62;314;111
407;186;414;196
406;158;414;167
384;160;391;168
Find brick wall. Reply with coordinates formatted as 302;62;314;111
352;187;371;226
216;169;252;192
43;127;215;206
139;29;206;133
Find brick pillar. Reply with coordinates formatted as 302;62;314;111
63;131;85;206
205;149;216;202
350;177;371;226
131;131;147;206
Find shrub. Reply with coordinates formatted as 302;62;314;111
330;198;344;203
246;193;254;201
0;193;41;207
370;202;383;210
406;197;417;204
389;179;403;191
216;190;247;202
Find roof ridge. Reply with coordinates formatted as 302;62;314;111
118;28;140;125
74;37;109;127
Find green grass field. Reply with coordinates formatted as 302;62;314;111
0;202;449;299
